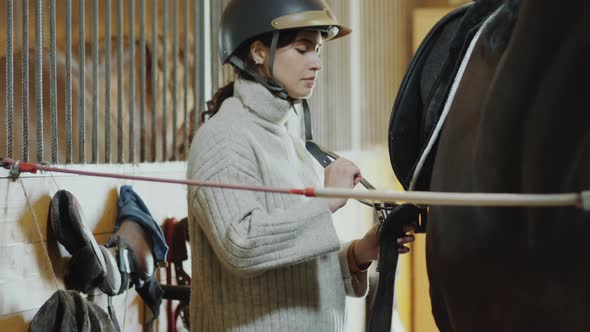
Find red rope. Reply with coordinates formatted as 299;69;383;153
19;162;39;173
0;158;317;197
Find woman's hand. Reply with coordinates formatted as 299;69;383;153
396;222;417;254
353;222;417;267
324;158;362;213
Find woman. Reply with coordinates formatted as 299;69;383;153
187;0;414;330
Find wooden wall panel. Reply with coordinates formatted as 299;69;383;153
358;0;417;149
308;0;353;151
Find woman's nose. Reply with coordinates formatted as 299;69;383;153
310;53;322;71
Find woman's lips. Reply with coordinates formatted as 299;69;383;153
303;77;316;87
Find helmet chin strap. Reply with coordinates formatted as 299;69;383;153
229;55;289;99
229;31;291;100
268;31;280;82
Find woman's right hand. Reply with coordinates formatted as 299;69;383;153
324;158;361;213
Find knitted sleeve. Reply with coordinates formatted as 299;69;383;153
338;242;369;297
188;129;341;278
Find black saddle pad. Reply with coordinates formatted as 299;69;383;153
388;0;503;190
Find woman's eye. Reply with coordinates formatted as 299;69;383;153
296;48;308;54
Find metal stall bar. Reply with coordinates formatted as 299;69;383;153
210;0;223;93
35;0;44;163
22;0;30;162
183;0;190;156
172;0;179;161
151;0;158;162
140;0;147;162
117;0;124;163
92;0;100;163
50;0;58;163
79;0;86;163
162;0;169;160
105;0;112;163
66;0;73;163
194;0;205;131
129;0;136;163
6;0;14;158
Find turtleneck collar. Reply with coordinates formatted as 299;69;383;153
234;78;295;126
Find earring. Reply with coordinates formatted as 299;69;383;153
255;59;262;65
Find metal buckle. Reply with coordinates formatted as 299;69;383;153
373;203;390;232
9;160;20;182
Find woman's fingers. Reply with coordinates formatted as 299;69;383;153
396;234;415;254
398;246;410;254
402;222;418;233
353;173;362;186
396;235;415;245
324;158;362;189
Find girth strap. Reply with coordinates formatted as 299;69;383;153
368;204;422;332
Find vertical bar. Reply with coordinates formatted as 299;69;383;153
350;0;361;151
65;0;73;163
210;0;222;93
162;0;169;160
92;0;100;163
6;0;14;158
183;0;189;159
50;0;58;163
128;0;136;163
79;0;86;163
151;0;158;162
22;0;30;162
117;0;124;163
105;0;112;163
194;0;204;133
172;0;179;161
35;0;44;163
139;0;147;162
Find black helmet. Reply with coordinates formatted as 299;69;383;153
220;0;352;64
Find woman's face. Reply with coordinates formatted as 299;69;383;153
253;31;323;99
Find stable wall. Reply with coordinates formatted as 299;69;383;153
0;162;189;331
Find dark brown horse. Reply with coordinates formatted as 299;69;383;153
427;0;590;331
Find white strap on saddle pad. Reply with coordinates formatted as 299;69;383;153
409;6;504;191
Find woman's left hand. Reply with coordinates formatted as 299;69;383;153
353;223;417;266
396;223;417;254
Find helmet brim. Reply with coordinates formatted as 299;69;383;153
271;10;352;41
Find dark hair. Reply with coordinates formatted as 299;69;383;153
202;30;300;122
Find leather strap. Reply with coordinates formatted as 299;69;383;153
301;100;379;206
229;55;289;99
367;204;420;332
269;31;279;81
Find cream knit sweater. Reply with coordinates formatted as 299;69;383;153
187;79;369;332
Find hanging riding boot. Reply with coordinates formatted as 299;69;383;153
48;190;122;295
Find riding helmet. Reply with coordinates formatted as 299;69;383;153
219;0;352;63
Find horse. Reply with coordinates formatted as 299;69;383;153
426;0;590;331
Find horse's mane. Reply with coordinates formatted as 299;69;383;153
482;0;522;56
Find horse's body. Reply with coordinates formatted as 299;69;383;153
427;1;590;330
